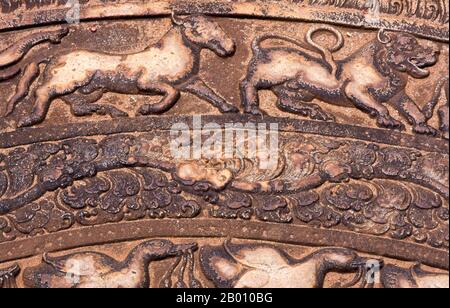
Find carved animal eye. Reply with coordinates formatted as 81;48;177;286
153;241;164;247
219;175;227;182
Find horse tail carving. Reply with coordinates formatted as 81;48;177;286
0;28;69;116
0;28;68;69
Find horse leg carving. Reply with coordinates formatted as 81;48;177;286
181;77;238;113
66;90;128;118
4;62;40;117
17;85;57;127
240;77;265;116
137;81;180;115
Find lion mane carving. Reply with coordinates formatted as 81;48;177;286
241;27;441;135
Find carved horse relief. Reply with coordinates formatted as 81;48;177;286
0;13;238;127
23;240;198;288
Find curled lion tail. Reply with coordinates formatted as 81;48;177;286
251;34;312;55
251;36;265;55
306;25;344;76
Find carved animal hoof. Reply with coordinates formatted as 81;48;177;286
17;117;38;128
220;104;239;113
3;105;15;117
413;123;438;136
310;108;335;122
443;131;449;140
244;107;266;117
376;115;405;130
138;104;162;115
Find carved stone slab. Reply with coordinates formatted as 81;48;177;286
0;0;448;288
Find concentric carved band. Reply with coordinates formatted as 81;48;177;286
1;115;448;153
0;219;448;269
0;1;448;41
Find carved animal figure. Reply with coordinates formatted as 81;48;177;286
423;77;449;139
0;264;20;288
0;28;69;117
200;239;376;288
381;264;449;288
174;157;351;193
23;240;197;288
241;26;440;135
4;14;237;127
0;28;68;81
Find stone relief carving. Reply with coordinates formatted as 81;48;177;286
0;133;447;251
381;263;449;288
240;26;440;134
0;264;19;288
1;14;238;128
424;76;449;139
0;28;68;83
0;15;447;138
1;238;447;288
309;0;449;24
200;239;378;288
23;239;198;288
0;0;448;289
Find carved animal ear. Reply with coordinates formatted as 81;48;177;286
171;11;184;26
378;29;392;44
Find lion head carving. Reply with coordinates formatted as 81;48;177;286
378;30;440;79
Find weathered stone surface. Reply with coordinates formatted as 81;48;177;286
0;0;448;288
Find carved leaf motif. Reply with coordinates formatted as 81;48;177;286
100;171;141;214
0;217;16;242
255;196;292;223
374;182;411;210
378;148;415;176
10;201;74;235
324;183;375;211
210;192;254;220
61;177;111;209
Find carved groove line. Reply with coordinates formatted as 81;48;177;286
0;1;448;42
0;219;447;269
0;116;447;154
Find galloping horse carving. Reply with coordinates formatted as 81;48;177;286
0;14;238;127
